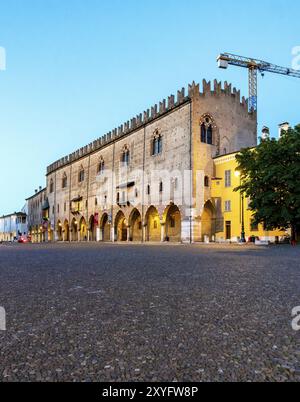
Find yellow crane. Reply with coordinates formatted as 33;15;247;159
217;53;300;112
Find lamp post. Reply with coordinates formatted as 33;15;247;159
235;171;246;243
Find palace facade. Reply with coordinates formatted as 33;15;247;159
27;79;269;243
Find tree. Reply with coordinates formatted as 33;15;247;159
235;125;300;242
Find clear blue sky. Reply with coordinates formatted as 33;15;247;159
0;0;299;215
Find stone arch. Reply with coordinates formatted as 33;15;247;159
89;215;97;241
57;220;63;241
129;208;142;242
63;219;69;242
163;204;182;242
100;213;111;242
79;217;87;241
201;200;216;242
145;206;161;242
71;218;78;242
48;226;54;242
114;211;127;242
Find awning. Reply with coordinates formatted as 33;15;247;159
116;181;135;190
71;196;83;203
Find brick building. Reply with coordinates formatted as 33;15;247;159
28;80;258;243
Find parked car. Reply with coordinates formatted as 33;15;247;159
18;236;29;244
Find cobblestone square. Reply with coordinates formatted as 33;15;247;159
0;243;299;382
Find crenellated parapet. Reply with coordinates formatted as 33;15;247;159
46;80;254;175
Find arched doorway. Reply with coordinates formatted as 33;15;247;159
57;221;63;241
114;211;127;242
129;209;142;242
145;206;161;242
89;215;97;241
79;217;87;241
71;218;78;242
48;227;54;242
201;200;216;242
63;220;69;242
100;213;111;242
164;205;181;242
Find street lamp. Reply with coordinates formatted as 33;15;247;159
235;171;246;243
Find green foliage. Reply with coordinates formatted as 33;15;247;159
235;125;300;234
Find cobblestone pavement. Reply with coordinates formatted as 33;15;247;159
0;242;299;382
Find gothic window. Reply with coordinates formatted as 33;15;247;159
147;185;151;195
116;192;120;204
152;132;163;156
62;173;68;189
204;176;210;187
121;147;130;165
49;179;54;193
200;116;214;145
98;158;105;175
78;166;85;183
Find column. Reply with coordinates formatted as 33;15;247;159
161;222;166;242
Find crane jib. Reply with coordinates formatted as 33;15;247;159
217;52;300;112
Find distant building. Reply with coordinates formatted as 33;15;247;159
26;187;47;243
0;212;27;242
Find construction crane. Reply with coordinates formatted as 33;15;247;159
217;53;300;113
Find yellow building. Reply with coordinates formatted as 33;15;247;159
212;151;286;243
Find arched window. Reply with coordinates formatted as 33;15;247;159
152;132;163;156
78;166;85;183
49;179;54;193
98;158;105;175
62;173;68;189
116;192;120;204
121;147;130;165
200;116;214;145
204;176;210;187
147;185;151;195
